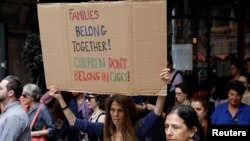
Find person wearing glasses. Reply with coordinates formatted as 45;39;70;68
22;83;56;140
85;94;106;123
81;94;107;141
0;75;31;141
48;68;170;141
165;55;184;112
175;83;190;106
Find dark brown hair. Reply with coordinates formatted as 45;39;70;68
104;95;138;141
4;75;23;99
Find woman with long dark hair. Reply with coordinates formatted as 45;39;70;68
48;68;170;141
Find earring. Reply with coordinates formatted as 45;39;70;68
189;138;194;141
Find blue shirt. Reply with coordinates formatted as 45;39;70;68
211;102;250;125
28;103;56;138
58;97;91;141
133;96;145;105
0;101;31;141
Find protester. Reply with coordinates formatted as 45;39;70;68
165;55;184;111
40;91;66;141
209;60;245;105
165;104;204;141
57;92;92;141
175;83;190;105
190;96;209;136
22;83;56;140
85;94;106;123
229;60;244;81
211;80;250;124
0;75;31;140
82;93;106;141
238;75;250;105
47;68;170;141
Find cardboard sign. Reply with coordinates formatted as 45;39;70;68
37;1;167;95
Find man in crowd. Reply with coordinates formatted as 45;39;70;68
0;75;31;141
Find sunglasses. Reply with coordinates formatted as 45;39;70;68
85;95;95;101
22;93;30;98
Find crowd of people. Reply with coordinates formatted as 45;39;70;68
1;57;250;141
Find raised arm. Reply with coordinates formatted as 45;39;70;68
48;85;76;126
154;68;170;116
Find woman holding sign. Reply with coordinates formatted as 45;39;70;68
48;68;170;141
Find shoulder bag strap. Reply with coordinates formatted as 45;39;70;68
171;71;179;84
30;104;43;129
95;112;105;123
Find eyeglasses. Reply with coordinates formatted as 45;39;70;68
22;93;30;98
85;95;95;101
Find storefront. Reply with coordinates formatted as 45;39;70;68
168;0;250;95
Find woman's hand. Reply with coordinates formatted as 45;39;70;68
160;68;170;82
153;68;171;116
48;85;62;100
48;85;76;125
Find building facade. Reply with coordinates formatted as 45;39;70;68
1;0;250;95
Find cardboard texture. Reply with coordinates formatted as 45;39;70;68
37;0;167;96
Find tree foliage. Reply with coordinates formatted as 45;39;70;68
22;32;46;92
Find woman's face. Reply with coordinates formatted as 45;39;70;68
21;92;33;105
110;101;125;127
191;101;206;123
175;87;187;104
165;113;196;141
228;89;242;107
85;95;98;110
230;64;240;77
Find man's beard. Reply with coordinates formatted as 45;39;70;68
0;96;6;102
